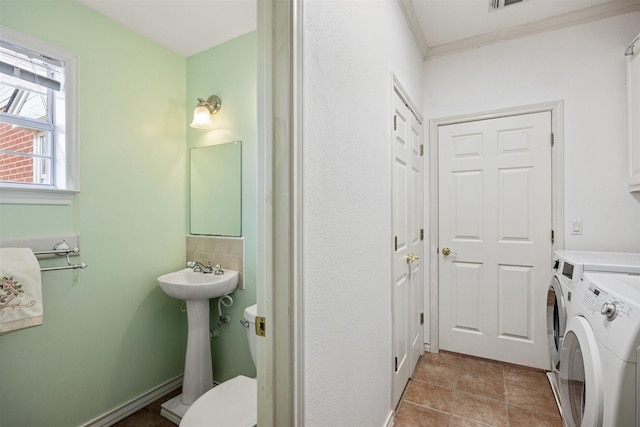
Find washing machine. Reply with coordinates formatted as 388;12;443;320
546;251;640;413
559;272;640;427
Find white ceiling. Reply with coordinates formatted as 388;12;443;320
77;0;639;58
406;0;640;58
77;0;257;57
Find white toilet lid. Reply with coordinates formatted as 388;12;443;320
179;375;257;427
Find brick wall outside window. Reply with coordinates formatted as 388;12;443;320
0;122;36;183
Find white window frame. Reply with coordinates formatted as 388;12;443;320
0;25;78;205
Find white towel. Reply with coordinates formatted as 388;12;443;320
0;248;43;335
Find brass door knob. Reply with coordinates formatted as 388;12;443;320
442;247;457;256
405;253;420;263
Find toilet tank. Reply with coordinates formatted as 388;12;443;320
243;304;258;366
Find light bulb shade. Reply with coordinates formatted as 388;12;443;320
190;106;215;129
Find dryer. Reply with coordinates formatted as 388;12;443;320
559;272;640;427
546;251;640;413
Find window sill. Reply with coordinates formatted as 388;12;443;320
0;186;78;205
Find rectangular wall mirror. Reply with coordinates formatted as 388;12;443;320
190;141;242;236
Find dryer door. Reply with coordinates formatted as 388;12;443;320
559;316;604;427
547;276;566;371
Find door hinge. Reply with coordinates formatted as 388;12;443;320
420;144;424;156
256;316;266;337
394;115;397;131
420;312;424;325
394;357;398;372
551;230;555;244
551;132;555;147
420;228;424;241
394;236;398;251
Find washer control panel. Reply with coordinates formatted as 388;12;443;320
580;272;640;362
583;284;634;321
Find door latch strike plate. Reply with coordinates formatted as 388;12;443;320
256;316;266;337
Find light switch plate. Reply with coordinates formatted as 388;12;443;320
570;218;583;235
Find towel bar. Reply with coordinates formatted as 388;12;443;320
33;240;88;272
33;240;79;257
33;248;79;256
41;263;87;272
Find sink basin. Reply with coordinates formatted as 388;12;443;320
158;268;238;300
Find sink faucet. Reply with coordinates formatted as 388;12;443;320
187;261;213;274
186;261;224;275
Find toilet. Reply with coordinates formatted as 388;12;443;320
179;304;258;427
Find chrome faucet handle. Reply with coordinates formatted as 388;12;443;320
213;264;224;275
199;261;213;274
187;261;209;272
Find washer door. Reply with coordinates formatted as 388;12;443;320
547;276;566;371
559;316;603;427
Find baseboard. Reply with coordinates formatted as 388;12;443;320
80;375;183;427
384;409;395;427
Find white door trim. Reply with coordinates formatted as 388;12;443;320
256;0;304;425
392;74;424;125
428;101;565;353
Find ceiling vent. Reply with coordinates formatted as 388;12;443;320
489;0;527;12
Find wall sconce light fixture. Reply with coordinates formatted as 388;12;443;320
190;95;221;129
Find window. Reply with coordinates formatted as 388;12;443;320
0;26;78;204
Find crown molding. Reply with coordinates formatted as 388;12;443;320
399;0;640;61
425;0;640;59
398;0;429;58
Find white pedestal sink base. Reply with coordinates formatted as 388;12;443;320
160;299;214;425
160;394;190;424
156;268;239;425
183;299;214;404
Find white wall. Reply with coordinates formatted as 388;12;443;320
302;0;423;425
424;12;640;254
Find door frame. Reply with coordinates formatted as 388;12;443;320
427;101;565;353
256;0;304;425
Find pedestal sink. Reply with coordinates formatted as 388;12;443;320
157;267;238;424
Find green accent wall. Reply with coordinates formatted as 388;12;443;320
0;0;257;427
0;2;257;425
0;1;189;426
186;32;258;383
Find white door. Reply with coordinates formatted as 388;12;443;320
438;111;552;369
392;89;423;406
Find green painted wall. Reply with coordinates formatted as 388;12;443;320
0;1;188;426
186;32;257;383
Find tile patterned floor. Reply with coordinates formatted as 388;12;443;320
395;351;562;427
113;351;560;427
